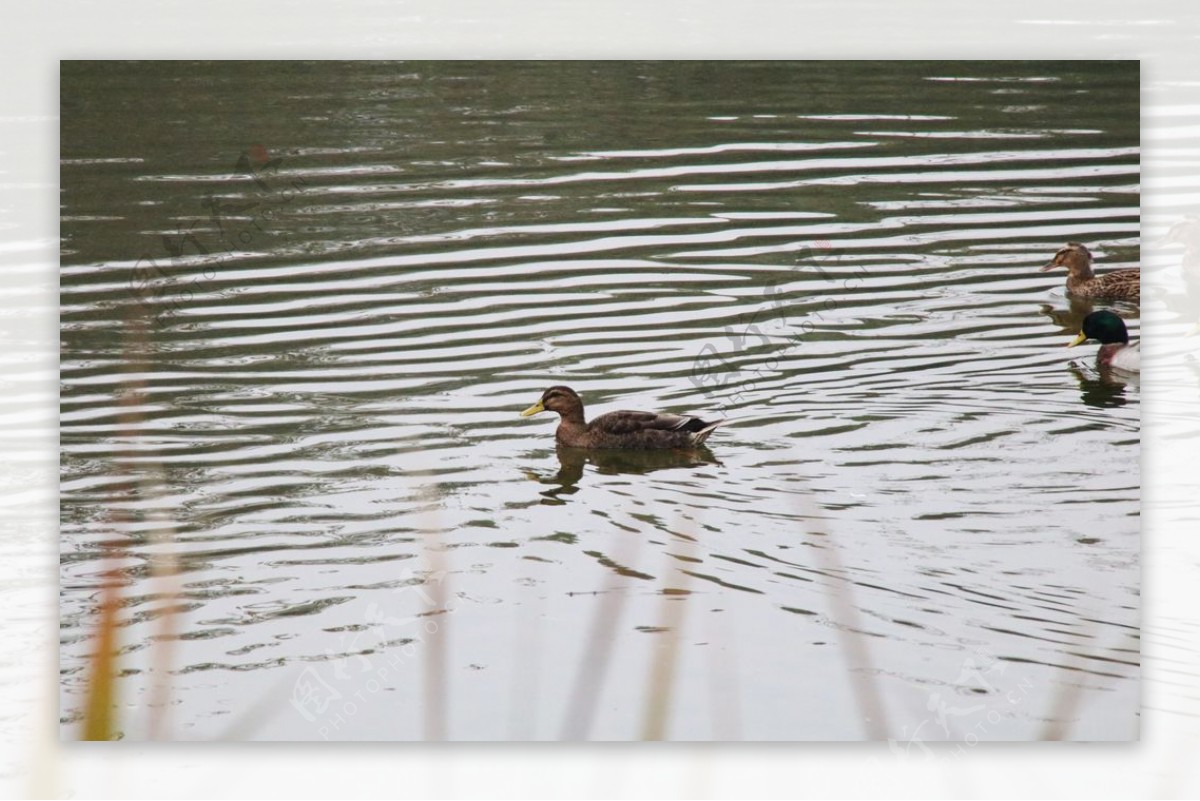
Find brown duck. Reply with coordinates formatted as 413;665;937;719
520;386;724;449
1041;242;1139;300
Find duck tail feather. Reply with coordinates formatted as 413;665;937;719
689;419;726;445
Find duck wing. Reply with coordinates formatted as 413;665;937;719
591;410;710;434
1095;269;1140;299
585;410;726;448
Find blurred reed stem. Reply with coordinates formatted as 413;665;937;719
422;489;447;741
640;525;693;740
81;566;120;741
560;533;640;740
790;493;890;740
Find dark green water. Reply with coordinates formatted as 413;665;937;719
60;61;1139;741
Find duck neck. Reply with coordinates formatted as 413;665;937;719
1097;343;1126;367
557;406;586;427
1064;255;1096;288
555;414;587;445
552;398;587;443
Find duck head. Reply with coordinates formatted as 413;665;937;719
1041;242;1094;273
520;385;585;420
1041;241;1099;275
1069;310;1130;347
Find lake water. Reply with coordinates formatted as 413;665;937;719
59;61;1139;741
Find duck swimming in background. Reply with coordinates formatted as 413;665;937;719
1041;242;1140;300
1068;310;1140;373
520;385;724;449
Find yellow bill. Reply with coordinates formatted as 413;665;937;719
1067;331;1087;348
520;400;545;417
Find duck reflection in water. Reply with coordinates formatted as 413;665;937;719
1068;365;1135;409
1039;295;1100;336
529;444;722;505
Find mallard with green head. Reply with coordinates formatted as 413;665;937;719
520;386;724;449
1041;242;1140;300
1068;310;1140;373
